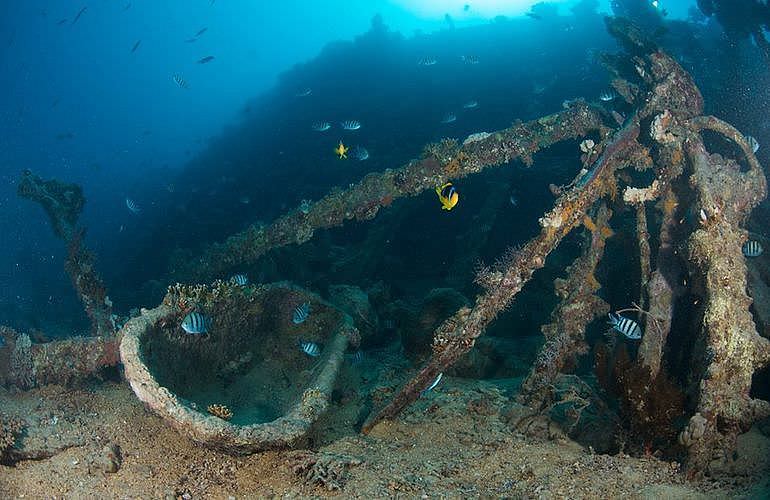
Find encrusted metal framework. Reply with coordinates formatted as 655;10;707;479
9;17;770;474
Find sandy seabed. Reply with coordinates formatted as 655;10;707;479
2;380;769;499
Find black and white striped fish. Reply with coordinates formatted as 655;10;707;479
607;313;642;340
747;135;760;154
292;302;310;324
743;240;763;257
340;120;361;130
351;350;364;364
599;89;618;102
172;73;189;89
300;341;320;357
181;312;211;334
126;198;141;214
230;274;248;286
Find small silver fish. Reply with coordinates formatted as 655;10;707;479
181;312;211;334
441;113;456;124
340;120;361;130
462;100;478;109
296;88;312;97
352;146;369;161
126;198;141;214
607;313;642;340
312;121;330;132
743;240;763;257
230;274;248;286
300;341;320;357
292;302;310;324
747;135;760;154
172;74;189;89
509;194;518;206
421;372;443;396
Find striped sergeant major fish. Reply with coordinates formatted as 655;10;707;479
607;313;642;340
340;120;361;130
292;302;310;324
230;274;248;286
181;312;211;334
743;240;763;257
126;198;141;214
172;74;189;89
299;341;320;357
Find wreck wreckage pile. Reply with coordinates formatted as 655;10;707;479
4;18;769;476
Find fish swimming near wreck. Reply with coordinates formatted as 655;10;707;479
172;74;189;89
312;121;330;132
340;120;361;130
607;312;642;340
71;6;87;25
181;312;211;334
743;240;763;257
420;372;443;397
352;146;369;161
125;198;141;214
292;302;310;324
300;341;321;357
747;135;760;153
334;141;349;159
436;182;459;211
230;274;248;286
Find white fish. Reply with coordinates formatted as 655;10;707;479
126;198;141;214
599;89;617;102
441;113;456;124
607;313;642;340
743;240;763;257
172;74;189;89
340;120;361;130
181;312;211;334
462;100;478;109
312;121;330;132
230;274;248;285
418;57;437;66
421;372;443;396
352;146;369;161
292;302;310;324
296;88;312;97
747;135;760;153
300;341;320;357
461;55;479;65
509;194;518;207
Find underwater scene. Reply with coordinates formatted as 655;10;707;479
3;0;770;497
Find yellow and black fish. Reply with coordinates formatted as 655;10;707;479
436;182;459;210
334;141;348;159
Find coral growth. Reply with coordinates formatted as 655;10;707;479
288;450;362;491
207;404;233;421
0;412;25;465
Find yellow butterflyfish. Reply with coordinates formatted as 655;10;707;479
334;141;348;159
436;182;459;210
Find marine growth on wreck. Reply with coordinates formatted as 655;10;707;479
2;0;770;497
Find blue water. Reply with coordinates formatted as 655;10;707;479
0;0;742;339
